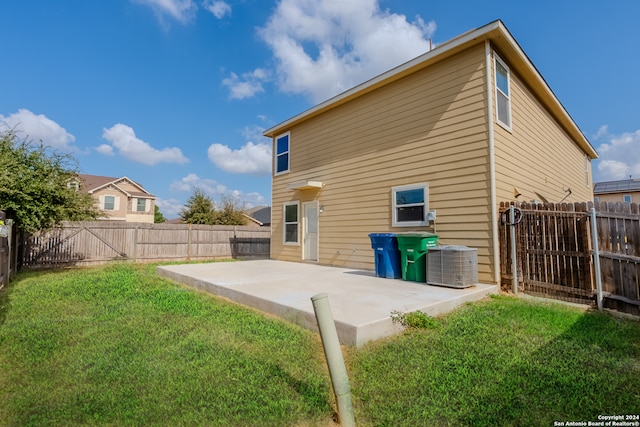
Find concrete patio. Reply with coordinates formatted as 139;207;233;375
157;260;499;347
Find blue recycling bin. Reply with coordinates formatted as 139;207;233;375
369;233;401;279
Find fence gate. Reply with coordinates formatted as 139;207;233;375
23;224;128;268
500;202;593;305
499;201;640;316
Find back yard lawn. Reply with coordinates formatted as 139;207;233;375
1;263;639;426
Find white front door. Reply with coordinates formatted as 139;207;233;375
302;201;319;261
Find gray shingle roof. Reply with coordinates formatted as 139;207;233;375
245;206;271;225
593;179;640;194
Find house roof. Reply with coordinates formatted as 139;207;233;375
244;206;271;226
593;179;640;194
77;174;155;198
263;19;597;159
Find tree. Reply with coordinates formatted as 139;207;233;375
154;205;166;223
212;195;247;226
180;189;247;226
0;130;99;233
180;188;215;224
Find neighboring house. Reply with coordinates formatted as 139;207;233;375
593;178;640;204
244;206;271;227
77;174;156;223
263;20;598;285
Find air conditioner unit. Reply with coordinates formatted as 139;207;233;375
427;246;478;288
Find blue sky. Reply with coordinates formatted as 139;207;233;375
1;1;639;218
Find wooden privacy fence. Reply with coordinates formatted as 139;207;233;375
0;211;17;288
499;201;640;316
22;221;271;268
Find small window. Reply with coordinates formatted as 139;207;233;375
275;133;290;175
136;198;147;212
283;201;299;244
495;55;511;130
623;194;632;203
67;181;79;191
594;197;600;203
585;156;590;187
392;183;429;227
104;195;115;211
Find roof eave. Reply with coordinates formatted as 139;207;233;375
263;20;598;159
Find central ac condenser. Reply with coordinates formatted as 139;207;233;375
427;246;478;288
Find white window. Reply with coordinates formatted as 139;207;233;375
104;195;116;211
392;183;429;227
275;133;290;175
136;198;147;212
495;55;512;130
623;194;632;203
283;201;299;245
67;181;79;191
585;156;589;187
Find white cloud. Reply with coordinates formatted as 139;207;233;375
593;126;640;181
170;173;228;195
258;0;436;103
0;109;76;151
132;0;197;24
226;190;266;209
203;0;231;19
240;124;267;143
169;173;267;208
207;141;271;174
95;144;115;156
222;69;269;100
101;123;189;165
155;197;184;219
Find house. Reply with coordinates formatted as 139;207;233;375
593;178;640;204
263;20;598;285
77;174;156;223
244;206;271;227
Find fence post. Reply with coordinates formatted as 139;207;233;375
187;224;192;261
510;206;518;294
311;293;356;427
590;208;603;311
133;224;138;262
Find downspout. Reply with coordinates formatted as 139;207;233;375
485;40;501;284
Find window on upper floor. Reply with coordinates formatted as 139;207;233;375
104;195;116;211
585;156;590;187
392;183;429;227
623;194;632;203
283;201;299;245
275;133;290;175
136;198;147;212
495;55;512;130
594;196;600;203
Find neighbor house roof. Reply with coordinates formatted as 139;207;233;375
593;179;640;194
77;174;155;198
244;206;271;226
263;19;597;159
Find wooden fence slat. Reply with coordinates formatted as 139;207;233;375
498;201;640;316
23;221;271;268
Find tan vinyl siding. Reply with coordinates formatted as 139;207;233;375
94;187;127;220
492;49;593;203
595;191;640;204
272;44;496;281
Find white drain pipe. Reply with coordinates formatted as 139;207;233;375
311;293;356;427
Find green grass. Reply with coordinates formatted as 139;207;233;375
0;264;334;427
2;265;640;427
348;295;640;426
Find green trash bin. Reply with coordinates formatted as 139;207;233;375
396;232;439;282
